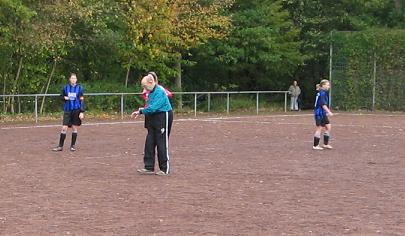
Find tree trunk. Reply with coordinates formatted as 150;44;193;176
175;54;183;109
394;0;401;10
10;96;14;114
125;59;132;88
18;96;21;113
8;56;23;114
40;58;57;114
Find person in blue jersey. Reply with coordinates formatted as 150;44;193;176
313;79;334;150
52;73;85;152
131;74;173;176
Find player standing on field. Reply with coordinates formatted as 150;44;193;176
52;73;85;152
313;79;333;150
141;72;173;137
132;74;173;176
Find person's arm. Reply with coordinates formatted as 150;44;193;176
142;89;148;107
288;85;293;94
320;94;333;116
140;89;167;115
79;87;85;113
60;87;68;101
164;87;173;99
322;105;332;115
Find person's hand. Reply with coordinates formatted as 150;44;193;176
131;108;144;119
327;112;334;117
131;110;139;119
79;112;84;119
64;96;69;101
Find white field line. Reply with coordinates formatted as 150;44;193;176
0;115;312;130
1;121;143;130
197;119;397;129
1;112;403;130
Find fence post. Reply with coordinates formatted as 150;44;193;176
207;93;211;112
329;33;333;108
226;93;230;114
256;92;259;115
120;94;124;119
372;52;377;111
194;93;197;117
34;95;38;123
284;92;287;113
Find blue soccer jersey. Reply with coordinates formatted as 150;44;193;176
61;84;85;112
314;90;329;119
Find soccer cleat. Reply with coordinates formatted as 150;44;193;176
312;146;324;150
52;146;63;152
155;170;169;176
70;146;76;152
323;144;333;150
137;168;155;175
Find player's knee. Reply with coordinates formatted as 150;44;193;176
61;126;68;133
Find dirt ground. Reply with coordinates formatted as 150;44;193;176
0;113;404;236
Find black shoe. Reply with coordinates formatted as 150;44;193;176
70;146;76;152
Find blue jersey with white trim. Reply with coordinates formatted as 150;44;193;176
61;84;84;112
314;90;329;118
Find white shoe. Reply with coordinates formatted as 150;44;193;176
137;168;155;175
156;170;169;176
313;146;324;150
323;145;333;149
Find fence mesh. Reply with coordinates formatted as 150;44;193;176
331;30;405;111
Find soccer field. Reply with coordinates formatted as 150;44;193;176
1;113;404;235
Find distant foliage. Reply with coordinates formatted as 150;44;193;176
332;29;405;111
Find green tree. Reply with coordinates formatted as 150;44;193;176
185;0;304;91
0;0;35;112
123;0;233;88
282;0;404;107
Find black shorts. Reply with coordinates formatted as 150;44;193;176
315;116;330;127
63;110;82;127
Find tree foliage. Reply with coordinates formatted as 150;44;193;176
0;0;404;112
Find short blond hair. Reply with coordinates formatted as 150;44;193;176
320;79;329;86
316;84;320;91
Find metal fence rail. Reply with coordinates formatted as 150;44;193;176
0;91;289;123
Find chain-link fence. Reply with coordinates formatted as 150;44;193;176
330;30;405;111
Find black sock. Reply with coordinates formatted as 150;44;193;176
59;133;66;147
71;132;78;147
324;134;330;145
314;136;320;147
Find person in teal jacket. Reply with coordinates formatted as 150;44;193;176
132;74;173;176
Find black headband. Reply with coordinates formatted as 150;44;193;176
148;72;157;81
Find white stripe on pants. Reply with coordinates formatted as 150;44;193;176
165;111;170;174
